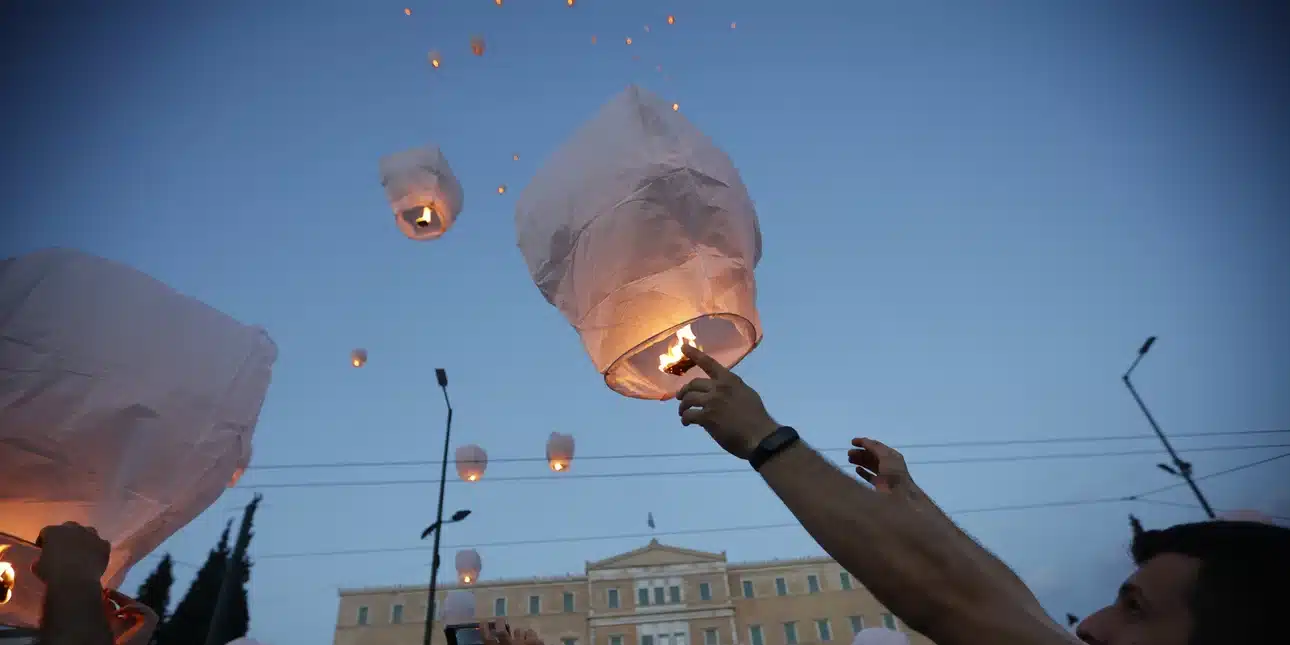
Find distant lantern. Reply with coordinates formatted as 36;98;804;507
730;22;737;29
494;0;502;5
441;589;476;623
545;432;575;472
404;8;411;15
672;103;679;111
567;0;575;5
379;144;464;241
513;153;520;161
625;37;632;45
428;51;442;68
470;36;486;56
591;35;597;44
515;85;763;400
350;348;368;368
497;185;507;195
667;15;675;25
455;549;482;584
455;444;488;482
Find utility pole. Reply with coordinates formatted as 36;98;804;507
1121;337;1216;519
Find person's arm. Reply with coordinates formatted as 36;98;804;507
40;572;114;645
757;441;1068;645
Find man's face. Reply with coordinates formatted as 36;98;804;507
1076;553;1200;645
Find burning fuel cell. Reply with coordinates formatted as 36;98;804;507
515;85;764;400
379;144;464;241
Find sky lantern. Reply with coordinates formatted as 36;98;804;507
497;184;507;195
379;144;464;241
0;249;277;628
350;348;367;368
667;15;675;25
470;35;486;56
455;549;482;584
515;85;763;400
545;432;575;472
441;589;476;623
404;8;411;15
428;50;442;68
455;444;488;482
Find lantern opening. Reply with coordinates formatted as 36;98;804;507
0;560;13;605
399;205;446;237
467;474;477;481
607;314;758;400
550;461;565;471
463;575;472;583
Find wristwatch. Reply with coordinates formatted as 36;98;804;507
748;426;800;472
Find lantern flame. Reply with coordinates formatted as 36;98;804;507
416;206;436;227
551;461;565;471
463;575;472;583
658;324;701;375
0;548;14;606
667;15;676;25
672;103;679;111
352;358;362;367
468;474;478;482
625;37;632;45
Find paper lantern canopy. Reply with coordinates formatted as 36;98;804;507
455;444;488;482
350;348;367;368
0;249;278;628
515;85;763;400
455;548;482;584
441;589;477;623
546;432;575;472
379;144;464;241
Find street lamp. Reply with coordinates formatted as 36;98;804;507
422;368;461;645
1121;336;1216;519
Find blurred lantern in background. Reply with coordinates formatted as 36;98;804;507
470;36;486;56
350;348;368;368
455;549;482;584
515;85;763;400
546;432;575;472
0;249;278;628
441;589;476;623
667;15;675;25
455;444;488;482
379;144;464;241
428;51;442;68
404;8;411;16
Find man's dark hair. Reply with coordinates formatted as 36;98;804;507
1130;520;1290;644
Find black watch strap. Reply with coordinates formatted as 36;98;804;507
749;426;800;471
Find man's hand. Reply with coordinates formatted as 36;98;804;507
481;622;545;645
848;438;915;496
674;344;778;460
34;522;109;585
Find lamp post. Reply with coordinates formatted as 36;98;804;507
1122;337;1216;519
422;368;465;645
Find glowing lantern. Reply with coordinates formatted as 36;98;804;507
667;15;675;25
567;0;575;6
730;22;737;29
0;249;278;628
546;432;575;472
350;348;368;368
455;549;482;584
625;37;632;45
404;8;411;15
470;36;486;56
513;153;520;161
494;0;502;5
379;144;464;241
455;444;488;482
441;589;476;623
672;103;679;111
515;85;763;399
428;51;442;68
498;185;507;195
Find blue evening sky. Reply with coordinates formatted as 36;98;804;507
2;2;1287;644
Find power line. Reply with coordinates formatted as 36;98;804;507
1133;498;1290;522
233;443;1290;490
245;429;1290;471
1127;451;1290;499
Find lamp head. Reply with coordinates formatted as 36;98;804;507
1138;336;1157;356
436;368;449;387
451;509;472;522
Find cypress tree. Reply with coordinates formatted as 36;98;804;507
157;521;231;644
134;554;175;643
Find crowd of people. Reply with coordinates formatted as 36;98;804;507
33;343;1290;645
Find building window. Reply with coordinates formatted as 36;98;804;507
742;580;754;598
638;588;650;606
668;585;681;604
529;595;541;615
703;629;718;645
564;592;575;613
839;572;852;591
494;597;507;617
673;632;685;645
881;614;897;630
642;637;654;645
815;620;832;642
653;587;665;605
774;577;788;596
562;639;577;645
356;606;369;625
749;626;763;645
391;604;404;624
607;588;620;609
849;617;864;634
698;582;712;601
807;575;820;594
783;622;798;645
610;637;623;645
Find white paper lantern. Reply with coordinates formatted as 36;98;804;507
0;249;278;628
515;85;763;400
455;444;488;482
851;629;910;645
441;589;477;623
350;348;368;368
545;432;575;472
380;144;465;241
455;549;482;584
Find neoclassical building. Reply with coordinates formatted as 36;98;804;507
334;540;932;645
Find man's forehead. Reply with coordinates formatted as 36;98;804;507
1127;552;1202;605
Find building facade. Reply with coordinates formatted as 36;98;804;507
335;540;932;645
